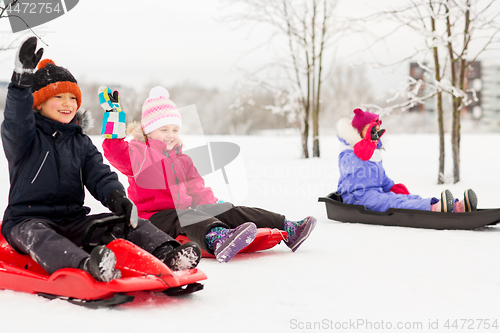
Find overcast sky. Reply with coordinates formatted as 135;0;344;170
0;0;499;93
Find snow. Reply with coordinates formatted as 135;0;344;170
1;133;500;333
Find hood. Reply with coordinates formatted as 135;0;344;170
75;109;94;134
337;116;384;157
337;117;363;147
127;121;147;141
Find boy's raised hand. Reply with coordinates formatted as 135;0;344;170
12;37;44;88
99;86;126;139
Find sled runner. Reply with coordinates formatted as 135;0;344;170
0;216;206;308
319;192;500;230
176;228;288;258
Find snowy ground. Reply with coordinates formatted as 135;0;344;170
1;133;500;333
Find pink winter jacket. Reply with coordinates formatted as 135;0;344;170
102;126;217;220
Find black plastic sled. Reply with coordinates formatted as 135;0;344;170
318;192;500;230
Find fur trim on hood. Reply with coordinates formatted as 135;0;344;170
33;108;94;134
76;109;94;134
127;121;146;141
337;117;362;147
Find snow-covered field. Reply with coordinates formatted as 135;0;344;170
1;133;500;333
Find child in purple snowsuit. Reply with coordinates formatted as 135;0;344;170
336;108;478;213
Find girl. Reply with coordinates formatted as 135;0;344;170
1;38;201;283
336;108;477;213
101;86;316;263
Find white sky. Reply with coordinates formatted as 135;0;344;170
0;0;498;93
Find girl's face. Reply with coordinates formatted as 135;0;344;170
37;93;78;124
148;124;180;150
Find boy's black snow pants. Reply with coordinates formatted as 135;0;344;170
149;202;285;254
8;213;176;274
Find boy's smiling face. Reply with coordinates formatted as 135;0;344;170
148;124;180;150
37;93;78;124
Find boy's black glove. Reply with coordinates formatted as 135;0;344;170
12;37;44;88
106;190;138;229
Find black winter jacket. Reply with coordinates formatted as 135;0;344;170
1;84;124;244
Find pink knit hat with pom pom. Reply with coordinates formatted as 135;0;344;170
141;86;182;134
351;108;380;134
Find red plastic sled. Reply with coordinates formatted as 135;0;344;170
176;228;288;258
0;222;206;307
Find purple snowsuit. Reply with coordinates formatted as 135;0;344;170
336;120;434;212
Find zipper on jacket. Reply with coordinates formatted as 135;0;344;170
31;151;49;184
165;155;182;207
80;168;84;189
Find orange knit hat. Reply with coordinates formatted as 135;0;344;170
32;59;82;110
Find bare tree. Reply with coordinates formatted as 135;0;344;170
223;0;351;158
361;0;500;183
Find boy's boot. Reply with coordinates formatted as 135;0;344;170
205;222;257;263
81;245;122;282
431;190;454;212
153;242;202;271
454;189;478;212
284;216;317;252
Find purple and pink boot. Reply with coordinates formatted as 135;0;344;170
205;222;257;263
284;216;317;252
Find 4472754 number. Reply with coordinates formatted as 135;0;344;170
6;2;62;15
444;319;498;330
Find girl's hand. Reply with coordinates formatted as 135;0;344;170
98;86;122;112
354;119;384;161
353;139;377;161
390;183;410;195
364;120;385;142
99;86;126;139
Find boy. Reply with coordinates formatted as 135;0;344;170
1;37;201;282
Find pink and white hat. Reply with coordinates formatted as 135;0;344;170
141;86;182;134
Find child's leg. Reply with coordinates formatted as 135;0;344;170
66;213;200;272
149;208;228;254
205;222;257;263
150;207;258;262
69;213;178;253
203;203;286;229
358;191;435;212
9;218;88;275
105;216;202;271
116;218;178;253
199;203;316;252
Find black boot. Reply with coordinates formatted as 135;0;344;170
80;245;122;282
440;190;454;212
464;189;478;212
153;241;201;271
